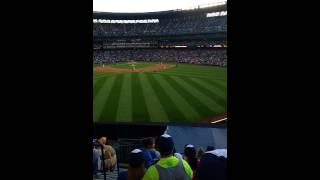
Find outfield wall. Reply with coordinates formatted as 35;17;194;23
166;125;227;153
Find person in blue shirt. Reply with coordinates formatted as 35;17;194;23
140;137;160;168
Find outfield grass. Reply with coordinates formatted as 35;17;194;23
93;62;227;124
110;62;158;69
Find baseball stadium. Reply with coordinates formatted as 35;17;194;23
93;2;227;124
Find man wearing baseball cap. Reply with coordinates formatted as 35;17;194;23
142;134;193;180
117;149;146;180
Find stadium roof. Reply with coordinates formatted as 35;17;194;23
93;3;227;19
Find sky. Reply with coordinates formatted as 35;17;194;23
93;0;227;13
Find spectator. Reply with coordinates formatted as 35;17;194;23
195;149;227;180
206;146;215;152
103;143;117;171
93;136;117;172
142;134;193;180
141;137;160;168
97;136;107;145
209;149;227;158
118;149;146;180
93;140;100;177
184;144;199;180
92;136;107;175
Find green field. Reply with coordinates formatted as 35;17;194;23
93;62;227;123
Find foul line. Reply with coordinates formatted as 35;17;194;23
211;117;227;124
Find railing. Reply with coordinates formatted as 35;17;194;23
118;138;142;164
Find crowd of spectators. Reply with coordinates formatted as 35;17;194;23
93;48;227;66
159;39;227;48
94;39;227;50
93;134;227;180
93;15;227;37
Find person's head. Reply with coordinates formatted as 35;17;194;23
128;149;145;180
206;146;215;152
184;144;196;158
184;144;198;170
158;134;174;157
97;136;107;145
142;137;155;149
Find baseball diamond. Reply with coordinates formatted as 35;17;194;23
93;62;227;123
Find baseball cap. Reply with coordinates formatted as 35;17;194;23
184;144;196;156
129;149;145;168
158;134;174;154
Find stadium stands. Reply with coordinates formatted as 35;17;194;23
93;48;227;66
93;3;227;38
93;3;227;67
93;16;226;37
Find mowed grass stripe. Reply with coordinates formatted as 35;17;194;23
156;72;216;79
146;73;187;122
99;74;125;122
161;75;216;119
139;73;169;122
156;72;226;82
162;70;221;77
153;74;201;121
116;73;132;122
93;76;117;122
165;65;227;76
177;64;226;70
131;73;150;122
184;77;227;112
200;78;227;94
156;71;227;80
191;78;227;99
172;76;225;114
93;73;114;80
93;76;109;100
214;79;228;88
93;72;110;77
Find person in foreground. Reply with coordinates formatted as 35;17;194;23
184;144;199;180
142;134;193;180
118;149;146;180
195;149;227;180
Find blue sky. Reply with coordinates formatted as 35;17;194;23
93;0;227;12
